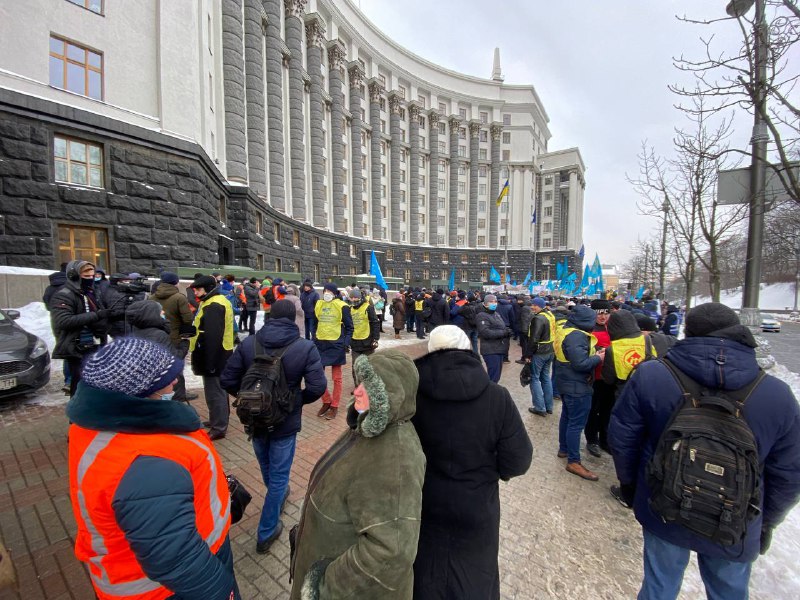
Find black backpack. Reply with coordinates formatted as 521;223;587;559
646;358;765;546
232;338;301;438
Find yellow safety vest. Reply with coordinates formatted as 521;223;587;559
611;336;655;381
532;310;556;344
351;303;371;340
554;324;596;364
190;295;234;352
315;298;346;341
415;300;424;312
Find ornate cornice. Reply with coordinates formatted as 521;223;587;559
368;80;384;102
284;0;307;20
388;93;403;114
304;13;326;48
326;39;346;70
347;62;365;89
490;123;503;141
428;110;440;128
469;121;481;137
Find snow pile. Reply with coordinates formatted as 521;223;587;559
692;282;797;311
15;302;56;350
0;265;54;276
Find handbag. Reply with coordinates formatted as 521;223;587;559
226;474;252;524
519;362;532;387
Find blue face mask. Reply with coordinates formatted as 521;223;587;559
159;392;176;402
487;303;498;311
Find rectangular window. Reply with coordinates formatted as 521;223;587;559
479;184;487;195
417;94;426;108
458;145;466;157
209;73;214;111
477;235;486;246
273;221;281;242
418;116;425;128
53;135;104;188
399;108;406;120
458;217;466;228
422;268;430;280
331;240;338;255
478;201;487;212
438;199;446;210
438;101;447;113
256;254;264;270
401;150;407;164
381;184;387;198
480;269;488;281
441;253;449;263
545;176;553;185
350;243;357;258
502;132;511;144
381;163;387;176
423;251;430;262
459;127;466;140
438;179;445;191
459;108;467;119
458;182;466;194
438;122;446;135
438;160;446;173
480;111;488;124
419;213;425;226
545;191;552;201
438;215;445;227
67;0;103;15
403;251;411;262
380;97;386;111
312;235;320;251
57;224;109;271
543;222;552;233
255;212;264;235
478;218;486;229
382;206;388;218
458;165;466;176
437;234;445;245
480;253;488;263
292;230;300;247
479;149;487;160
457;235;465;247
542;237;551;248
380;119;386;133
294;260;301;273
331;264;339;276
49;36;103;100
401;210;406;221
379;74;386;86
500;235;507;246
382;227;387;239
381;141;386;155
438;141;446;154
274;257;282;271
544;206;553;217
460;253;468;263
479;166;487;178
502;150;510;161
398;85;406;99
313;264;320;281
502;114;511;126
480;130;488;143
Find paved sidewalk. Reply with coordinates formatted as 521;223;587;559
1;337;790;599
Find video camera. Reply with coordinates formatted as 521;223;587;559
117;280;148;295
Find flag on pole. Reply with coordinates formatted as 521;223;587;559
578;244;585;260
369;250;387;290
522;271;532;286
489;265;501;283
555;261;563;281
591;253;602;279
448;268;455;291
531;209;536;225
495;179;509;207
635;285;645;300
579;263;589;290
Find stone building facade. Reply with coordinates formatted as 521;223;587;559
0;0;586;285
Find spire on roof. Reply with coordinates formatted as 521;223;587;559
491;47;504;82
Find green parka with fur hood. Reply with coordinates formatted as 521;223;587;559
290;349;426;600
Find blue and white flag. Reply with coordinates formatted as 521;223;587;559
522;271;532;286
578;244;585;260
489;265;501;283
369;251;388;290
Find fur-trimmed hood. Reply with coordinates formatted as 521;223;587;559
346;349;419;437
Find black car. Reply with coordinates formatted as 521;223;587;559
0;308;50;398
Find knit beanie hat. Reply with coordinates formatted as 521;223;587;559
532;297;547;309
160;272;179;285
191;275;217;293
635;313;657;332
428;325;472;352
323;282;339;295
270;299;296;321
81;337;184;398
685;302;740;338
350;288;362;299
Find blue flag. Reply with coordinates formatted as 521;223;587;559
369;251;388;290
578;244;585;260
448;268;455;291
489;265;501;283
579;263;589;290
531;210;536;225
522;271;532;286
635;285;645;300
555;261;563;281
591;253;602;279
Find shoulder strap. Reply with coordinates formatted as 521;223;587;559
661;357;765;407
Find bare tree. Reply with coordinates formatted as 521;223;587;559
672;0;800;204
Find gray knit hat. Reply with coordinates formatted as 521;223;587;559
82;337;184;398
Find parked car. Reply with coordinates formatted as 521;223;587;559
761;313;782;333
0;309;50;398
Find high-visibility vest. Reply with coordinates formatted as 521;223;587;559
190;295;234;352
68;426;231;600
611;335;655;381
414;300;424;312
315;298;346;340
351;303;371;340
532;310;556;343
554;323;596;363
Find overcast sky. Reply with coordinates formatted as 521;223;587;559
356;0;751;266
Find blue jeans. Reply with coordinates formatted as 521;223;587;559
638;529;752;600
304;316;315;340
530;354;554;412
252;434;296;542
406;312;416;332
558;393;592;463
483;354;503;383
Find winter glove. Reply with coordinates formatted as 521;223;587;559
760;527;773;555
95;308;110;320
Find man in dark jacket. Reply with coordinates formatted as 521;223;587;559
189;276;235;441
609;302;800;599
126;300;173;350
242;277;261;336
404;289;417;333
661;304;680;336
44;263;71;392
524;297;555;416
102;273;147;338
425;289;450;330
475;294;511;383
66;337;240;599
299;279;319;340
50;260;109;395
495;295;516;363
413;325;532;600
554;304;604;481
221;300;326;554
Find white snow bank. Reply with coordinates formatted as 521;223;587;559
0;266;54;276
692;282;797;311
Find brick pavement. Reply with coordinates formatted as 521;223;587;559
1;336;789;599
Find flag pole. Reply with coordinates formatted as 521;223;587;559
503;161;509;286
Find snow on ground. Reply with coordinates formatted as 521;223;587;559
0;265;55;276
693;282;797;311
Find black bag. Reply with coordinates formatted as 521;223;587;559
226;474;252;524
646;359;765;546
421;305;432;319
519;362;532;387
232;338;300;438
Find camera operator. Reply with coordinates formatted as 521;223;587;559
103;273;147;339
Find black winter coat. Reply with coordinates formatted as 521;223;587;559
412;349;533;600
190;289;233;377
50;279;107;359
126;300;177;355
425;293;450;328
43;271;67;309
475;309;509;356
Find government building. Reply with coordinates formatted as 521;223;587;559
0;0;586;286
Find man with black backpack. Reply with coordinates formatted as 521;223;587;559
220;300;327;555
608;303;800;600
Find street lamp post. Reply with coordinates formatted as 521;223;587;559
727;0;768;327
659;196;670;299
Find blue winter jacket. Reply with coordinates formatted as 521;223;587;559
300;288;320;317
553;304;602;397
220;318;327;438
608;336;800;562
65;384;240;600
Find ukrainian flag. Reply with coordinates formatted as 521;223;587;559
495;179;509;206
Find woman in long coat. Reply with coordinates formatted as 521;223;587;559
391;294;406;339
412;326;533;600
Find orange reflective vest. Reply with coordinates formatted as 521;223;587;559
68;426;231;600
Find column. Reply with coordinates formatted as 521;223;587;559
305;16;326;227
408;103;421;244
490;123;502;248
243;0;266;194
448;116;461;247
468;120;480;248
389;92;403;243
348;64;365;237
263;0;285;210
368;81;384;239
328;41;346;232
427;110;439;246
221;0;247;183
284;0;307;220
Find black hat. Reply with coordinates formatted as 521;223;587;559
685;303;740;338
190;276;217;293
270;299;296;321
634;313;657;332
590;299;612;313
160;271;179;285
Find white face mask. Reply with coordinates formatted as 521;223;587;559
323;292;335;302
